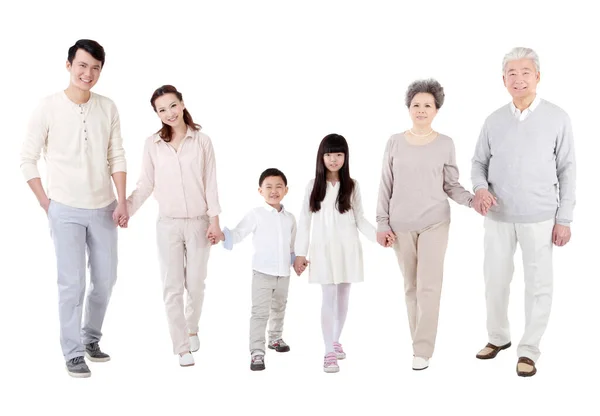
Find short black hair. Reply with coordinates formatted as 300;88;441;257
68;39;106;67
259;168;288;186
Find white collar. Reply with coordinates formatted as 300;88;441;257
154;126;195;143
510;95;541;116
262;202;284;213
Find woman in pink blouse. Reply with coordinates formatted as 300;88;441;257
126;85;223;367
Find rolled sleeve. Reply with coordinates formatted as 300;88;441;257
20;103;47;182
107;104;127;174
202;134;221;217
127;138;155;216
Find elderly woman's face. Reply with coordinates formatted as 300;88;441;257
409;93;438;126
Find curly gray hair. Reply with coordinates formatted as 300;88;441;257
405;79;445;109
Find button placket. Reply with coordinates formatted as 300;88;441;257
79;104;89;144
174;150;188;217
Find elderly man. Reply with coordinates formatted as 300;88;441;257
471;47;576;377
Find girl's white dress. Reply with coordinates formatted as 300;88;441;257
295;179;376;284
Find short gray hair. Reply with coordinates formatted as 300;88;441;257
502;47;540;74
405;79;445;109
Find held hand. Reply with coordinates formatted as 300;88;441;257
552;224;571;246
377;231;396;247
293;256;309;276
293;257;302;276
480;194;496;212
118;215;128;227
296;260;309;275
120;202;133;227
473;200;485;216
206;223;224;245
207;232;224;245
376;231;388;247
113;202;129;228
385;231;396;247
473;189;497;216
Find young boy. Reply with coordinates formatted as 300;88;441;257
219;168;296;371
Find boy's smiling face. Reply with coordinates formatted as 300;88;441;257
259;175;288;207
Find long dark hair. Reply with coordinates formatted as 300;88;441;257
309;133;355;213
150;85;201;142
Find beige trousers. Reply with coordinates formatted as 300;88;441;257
393;220;450;358
157;216;211;355
250;270;290;354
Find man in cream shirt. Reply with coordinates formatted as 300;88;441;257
20;39;128;378
471;47;576;377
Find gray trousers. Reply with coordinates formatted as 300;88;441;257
250;270;290;354
48;200;118;361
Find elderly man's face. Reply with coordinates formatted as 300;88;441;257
503;58;540;100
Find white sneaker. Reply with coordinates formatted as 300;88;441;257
412;356;429;371
189;335;200;352
179;352;195;367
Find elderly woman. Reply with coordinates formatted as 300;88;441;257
376;79;492;371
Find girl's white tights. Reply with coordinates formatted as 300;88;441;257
321;283;351;354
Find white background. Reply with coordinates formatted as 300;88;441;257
1;0;598;414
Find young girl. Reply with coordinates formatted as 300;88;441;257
125;85;223;367
294;133;380;373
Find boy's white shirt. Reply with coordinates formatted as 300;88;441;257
224;202;296;277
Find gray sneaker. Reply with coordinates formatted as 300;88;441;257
66;356;91;378
268;339;290;352
250;354;266;371
85;342;111;362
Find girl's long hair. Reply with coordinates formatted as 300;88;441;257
309;133;354;213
